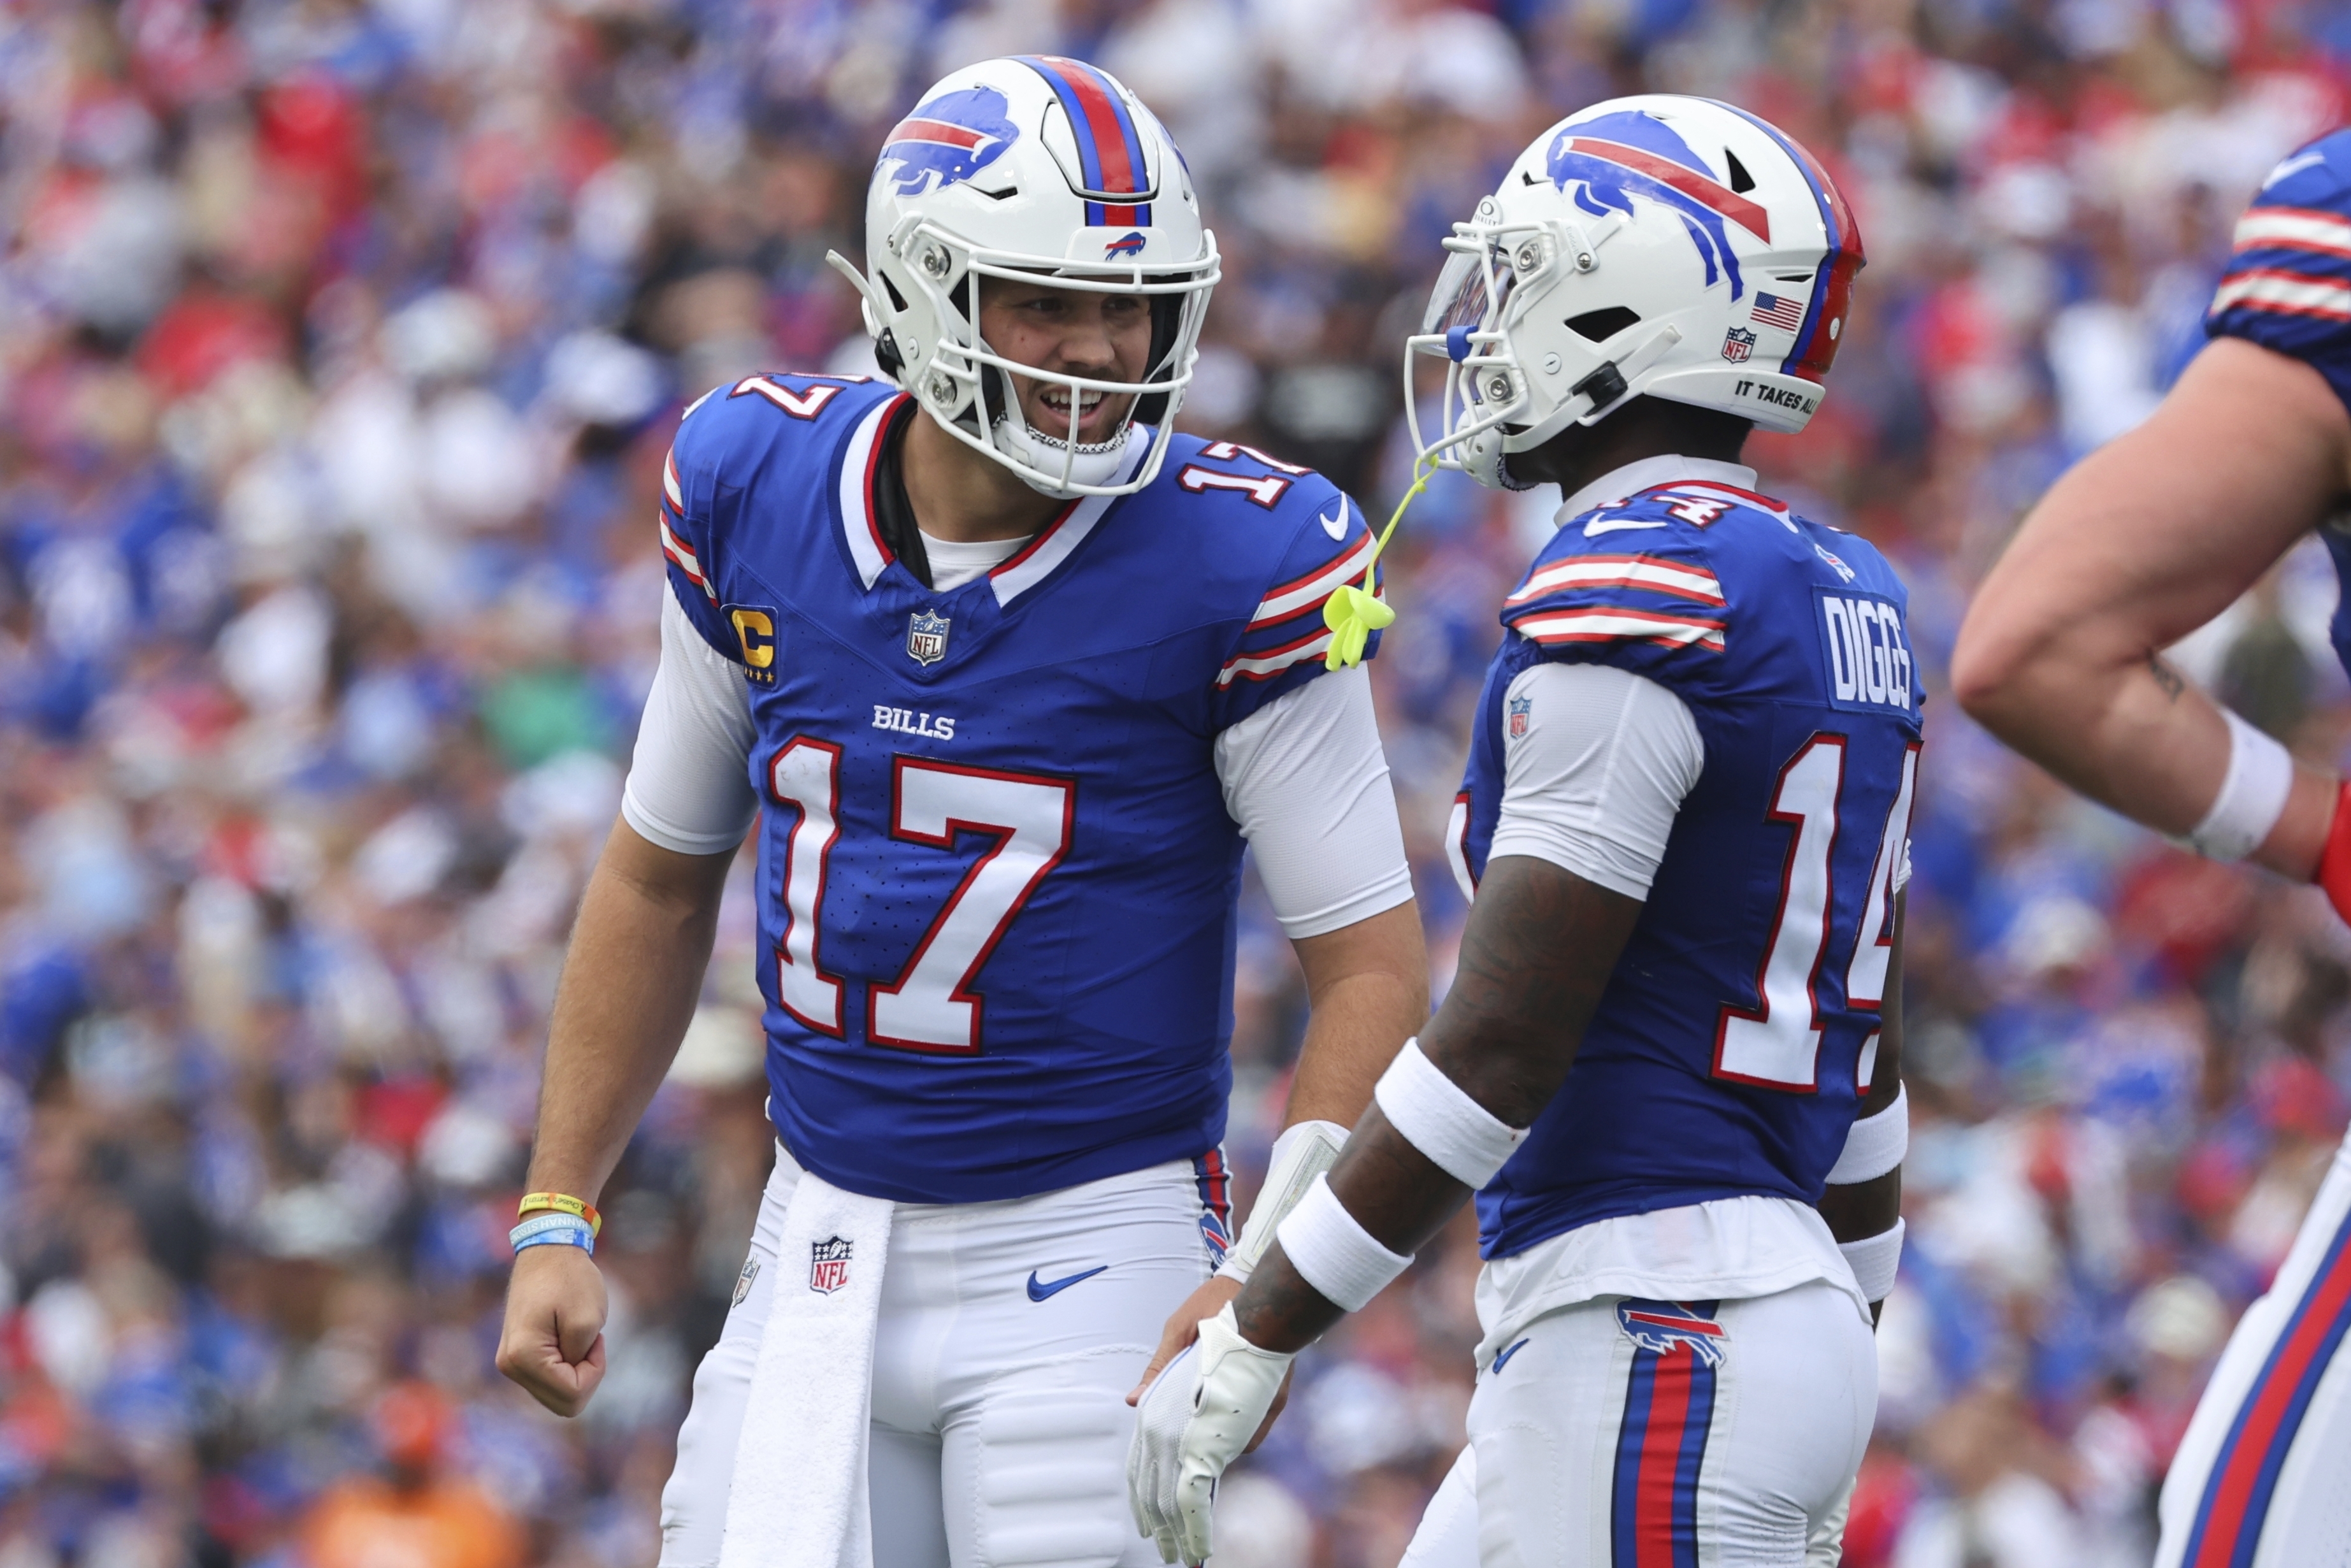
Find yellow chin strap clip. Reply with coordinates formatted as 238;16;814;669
1322;456;1436;670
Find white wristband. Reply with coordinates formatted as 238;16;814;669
2187;709;2293;861
1826;1085;1908;1185
1217;1119;1348;1284
1839;1218;1904;1303
1273;1173;1412;1312
1372;1039;1527;1190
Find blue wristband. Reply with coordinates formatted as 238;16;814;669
511;1214;596;1256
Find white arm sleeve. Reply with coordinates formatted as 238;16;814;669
1487;661;1705;900
619;586;760;855
1215;665;1415;939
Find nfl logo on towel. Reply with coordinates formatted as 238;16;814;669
809;1235;853;1294
907;609;951;665
1720;326;1756;363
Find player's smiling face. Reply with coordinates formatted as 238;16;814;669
978;278;1153;445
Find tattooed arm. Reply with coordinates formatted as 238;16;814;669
1953;339;2346;877
1229;853;1645;1353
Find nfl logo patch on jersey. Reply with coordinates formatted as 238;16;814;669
1507;694;1532;738
1721;326;1757;363
906;608;951;666
809;1235;852;1294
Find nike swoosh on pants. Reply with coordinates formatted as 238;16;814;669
1026;1265;1109;1302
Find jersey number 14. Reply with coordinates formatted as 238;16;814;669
1715;735;1919;1094
766;738;1074;1053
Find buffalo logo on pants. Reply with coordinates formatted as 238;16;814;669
1616;1299;1728;1367
809;1235;853;1294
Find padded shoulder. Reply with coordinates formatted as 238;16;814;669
2208;131;2351;417
1151;435;1384;728
659;373;897;656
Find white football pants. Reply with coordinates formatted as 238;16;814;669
2155;1129;2351;1568
659;1143;1225;1568
1399;1281;1874;1568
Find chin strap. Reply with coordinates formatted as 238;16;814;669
1323;456;1435;671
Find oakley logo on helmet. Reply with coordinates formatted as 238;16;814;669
1548;111;1772;301
879;86;1020;197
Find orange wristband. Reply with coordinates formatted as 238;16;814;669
519;1191;601;1237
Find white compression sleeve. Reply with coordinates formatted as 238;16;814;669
620;586;759;854
1216;666;1416;939
1486;661;1705;898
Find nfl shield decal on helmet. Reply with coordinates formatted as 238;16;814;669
809;1236;853;1294
907;609;951;665
1722;326;1757;363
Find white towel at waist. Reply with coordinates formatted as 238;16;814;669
717;1166;893;1568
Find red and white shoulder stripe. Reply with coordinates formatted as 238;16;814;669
1249;514;1374;629
660;513;717;603
1218;619;1354;687
1510;604;1726;653
2213;266;2351;323
1505;552;1725;608
2232;205;2351;260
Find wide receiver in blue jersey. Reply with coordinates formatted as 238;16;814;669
1957;134;2351;1568
1132;97;1911;1567
492;57;1428;1568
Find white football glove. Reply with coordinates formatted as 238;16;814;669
1126;1302;1296;1565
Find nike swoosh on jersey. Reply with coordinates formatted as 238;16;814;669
1584;514;1667;536
2265;148;2329;189
1319;499;1349;540
1026;1265;1109;1302
1491;1337;1530;1373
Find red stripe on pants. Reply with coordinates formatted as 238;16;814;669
2190;1243;2351;1565
1636;1348;1693;1568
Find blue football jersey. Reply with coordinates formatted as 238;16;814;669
2206;128;2351;681
1448;475;1922;1260
658;375;1381;1204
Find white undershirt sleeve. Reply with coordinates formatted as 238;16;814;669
1215;665;1416;939
620;585;760;855
1488;661;1705;899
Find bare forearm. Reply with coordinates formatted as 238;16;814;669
1955;338;2351;876
527;822;733;1200
1235;859;1641;1352
1282;902;1429;1127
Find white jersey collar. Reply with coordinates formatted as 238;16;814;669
1553;455;1761;529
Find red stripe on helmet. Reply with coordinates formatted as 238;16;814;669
1561;138;1771;241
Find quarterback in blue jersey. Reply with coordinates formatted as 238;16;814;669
494;57;1428;1568
1957;132;2351;1568
1133;97;1908;1567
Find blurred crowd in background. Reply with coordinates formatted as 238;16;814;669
6;0;2351;1563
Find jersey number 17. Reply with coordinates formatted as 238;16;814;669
766;738;1075;1054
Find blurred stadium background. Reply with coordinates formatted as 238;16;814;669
5;0;2351;1564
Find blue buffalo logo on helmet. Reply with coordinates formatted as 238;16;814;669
1615;1299;1729;1366
1547;110;1774;301
1103;230;1146;259
879;85;1021;197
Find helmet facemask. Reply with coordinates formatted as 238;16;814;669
835;212;1218;498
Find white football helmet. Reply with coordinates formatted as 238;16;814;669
1407;96;1864;489
826;56;1219;498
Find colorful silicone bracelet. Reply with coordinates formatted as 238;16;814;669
518;1191;602;1237
510;1214;596;1256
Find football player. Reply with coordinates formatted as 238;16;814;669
1953;133;2351;1568
1130;97;1908;1567
492;57;1428;1568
